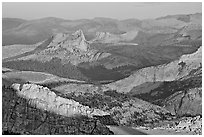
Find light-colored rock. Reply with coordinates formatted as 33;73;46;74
105;46;202;93
12;83;109;117
21;29;111;65
48;29;89;52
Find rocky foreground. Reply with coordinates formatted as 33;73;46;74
12;83;109;117
2;82;113;135
2;79;202;135
171;116;202;134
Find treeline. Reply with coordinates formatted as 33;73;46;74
111;65;138;76
3;58;129;82
3;58;88;81
78;65;125;81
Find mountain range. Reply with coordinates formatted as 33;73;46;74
3;13;201;46
2;12;202;135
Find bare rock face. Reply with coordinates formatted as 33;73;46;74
72;30;89;51
2;85;113;135
105;46;202;93
48;29;89;51
21;30;111;65
11;83;109;117
164;88;202;116
44;29;89;52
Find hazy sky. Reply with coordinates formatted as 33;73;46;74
2;2;202;20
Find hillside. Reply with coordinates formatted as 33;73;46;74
105;46;202;116
106;46;201;92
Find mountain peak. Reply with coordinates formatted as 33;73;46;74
48;29;89;52
71;29;89;51
73;29;85;38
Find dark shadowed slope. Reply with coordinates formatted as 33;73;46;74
2;58;88;81
92;44;200;70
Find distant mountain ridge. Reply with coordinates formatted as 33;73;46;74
2;12;202;83
2;18;27;31
3;12;201;45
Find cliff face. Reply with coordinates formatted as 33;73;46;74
2;84;113;135
105;46;202;93
11;83;109;117
48;29;89;52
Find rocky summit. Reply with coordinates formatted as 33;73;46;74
19;30;111;65
48;29;89;52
